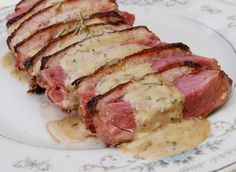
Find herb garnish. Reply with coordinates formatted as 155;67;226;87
53;2;62;13
74;12;90;35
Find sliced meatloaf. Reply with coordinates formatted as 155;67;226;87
39;26;160;110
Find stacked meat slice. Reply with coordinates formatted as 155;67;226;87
7;0;232;146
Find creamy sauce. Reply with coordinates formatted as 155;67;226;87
96;63;154;95
47;24;128;59
47;114;93;143
32;23;129;76
1;52;29;83
120;119;210;160
61;44;148;86
59;28;153;85
124;75;184;138
38;96;92;144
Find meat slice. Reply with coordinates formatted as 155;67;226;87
7;0;65;34
14;12;128;70
90;74;185;145
7;0;119;52
173;70;232;119
77;43;221;132
77;43;191;131
89;68;232;145
39;26;160;111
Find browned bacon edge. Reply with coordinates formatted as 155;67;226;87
7;0;45;27
40;26;154;71
73;43;190;87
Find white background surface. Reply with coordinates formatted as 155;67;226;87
0;0;18;7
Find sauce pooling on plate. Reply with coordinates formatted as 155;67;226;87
120;119;210;160
1;52;29;83
47;114;94;143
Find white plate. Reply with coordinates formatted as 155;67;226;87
0;2;236;172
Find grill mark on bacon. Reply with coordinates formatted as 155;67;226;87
40;26;155;71
23;20;128;69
